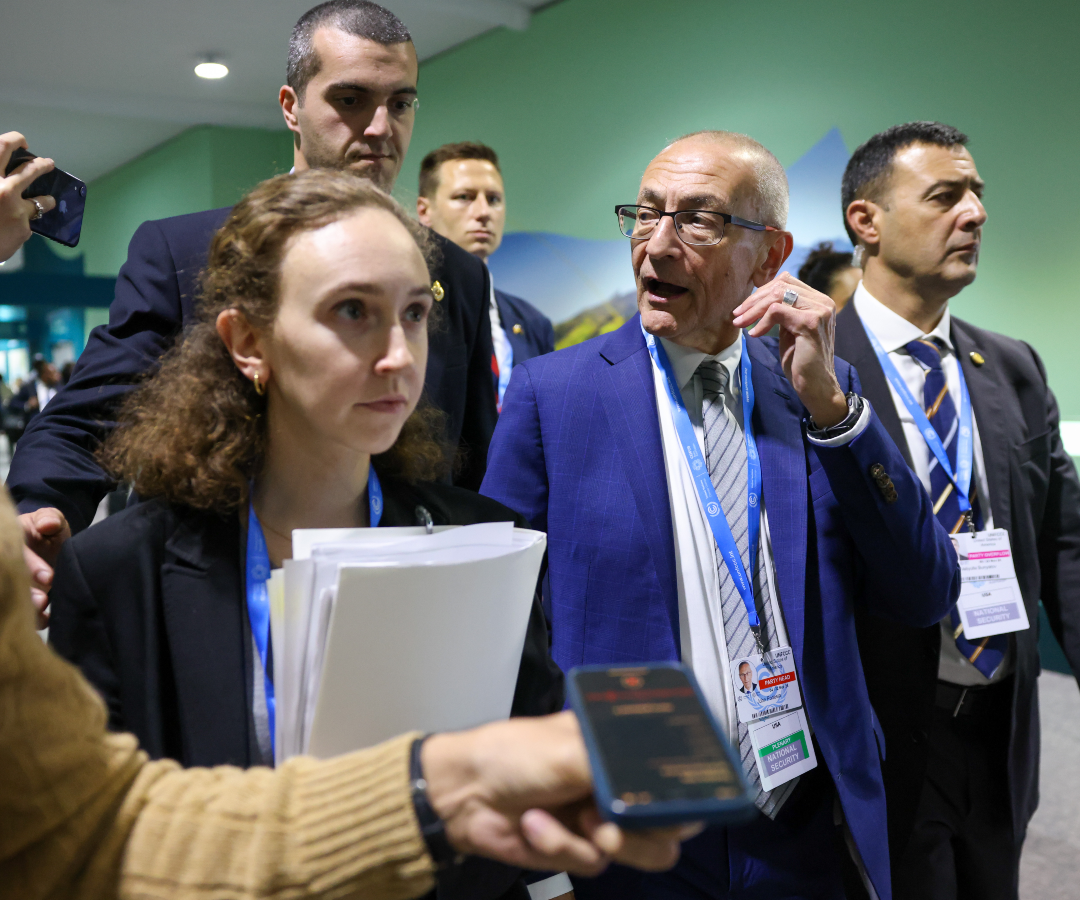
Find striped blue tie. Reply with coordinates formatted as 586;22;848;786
905;338;1006;679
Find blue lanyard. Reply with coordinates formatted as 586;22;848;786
643;323;764;638
863;327;973;517
245;465;383;759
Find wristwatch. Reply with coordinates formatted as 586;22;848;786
409;736;462;870
807;392;864;440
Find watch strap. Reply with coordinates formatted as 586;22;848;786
409;736;461;870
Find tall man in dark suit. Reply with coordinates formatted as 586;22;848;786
835;121;1080;900
10;1;499;622
482;130;961;900
417;142;554;411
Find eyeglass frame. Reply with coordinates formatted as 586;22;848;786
614;204;779;246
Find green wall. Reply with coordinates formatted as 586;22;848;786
400;0;1080;418
67;0;1080;417
79;126;293;277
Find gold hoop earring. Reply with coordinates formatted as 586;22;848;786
253;372;266;396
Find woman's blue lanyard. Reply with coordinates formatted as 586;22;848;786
642;323;765;651
245;466;383;759
862;327;974;528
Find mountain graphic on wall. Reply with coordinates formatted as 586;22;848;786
488;128;853;349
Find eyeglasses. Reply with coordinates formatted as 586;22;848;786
614;204;778;246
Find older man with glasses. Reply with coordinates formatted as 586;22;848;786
482;130;961;900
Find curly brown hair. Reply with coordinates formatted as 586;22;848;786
100;169;452;513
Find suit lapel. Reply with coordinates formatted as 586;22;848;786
160;510;252;767
950;320;1012;531
496;291;532;363
596;319;680;650
834;303;913;469
746;339;808;662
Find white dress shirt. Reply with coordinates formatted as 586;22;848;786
35;380;57;412
651;335;794;740
853;283;1012;684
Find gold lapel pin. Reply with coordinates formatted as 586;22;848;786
969;351;985;366
512;323;524;334
431;280;445;302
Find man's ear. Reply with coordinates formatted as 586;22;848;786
416;195;433;227
751;230;794;288
280;85;302;140
846;199;881;249
216;309;268;389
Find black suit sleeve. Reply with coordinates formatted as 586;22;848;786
7;220;185;532
1025;344;1080;679
510;586;565;718
456;262;498;490
506;513;564;718
48;540;126;730
8;382;34;414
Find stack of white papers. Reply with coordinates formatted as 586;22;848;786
268;521;547;762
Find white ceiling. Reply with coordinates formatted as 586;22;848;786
1;0;548;183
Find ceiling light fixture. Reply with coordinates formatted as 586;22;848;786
195;61;229;79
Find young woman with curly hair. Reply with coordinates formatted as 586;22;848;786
47;170;562;782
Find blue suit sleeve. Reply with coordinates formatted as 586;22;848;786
7;220;184;532
481;364;549;534
814;365;961;627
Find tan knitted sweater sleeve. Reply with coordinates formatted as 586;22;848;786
0;553;435;900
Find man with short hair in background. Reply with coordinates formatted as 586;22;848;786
836;120;1080;900
10;354;60;426
417;142;554;411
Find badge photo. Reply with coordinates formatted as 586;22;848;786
729;647;803;725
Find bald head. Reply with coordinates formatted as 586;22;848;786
631;130;794;355
664;131;789;229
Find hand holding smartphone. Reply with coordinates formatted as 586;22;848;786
568;662;755;829
4;146;86;248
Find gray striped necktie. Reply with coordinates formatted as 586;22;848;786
699;357;797;817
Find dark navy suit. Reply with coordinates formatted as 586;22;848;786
836;302;1080;887
495;288;555;363
481;316;960;899
8;207;498;531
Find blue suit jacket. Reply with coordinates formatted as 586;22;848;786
481;316;959;899
495;288;555;363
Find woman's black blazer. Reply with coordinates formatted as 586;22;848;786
49;478;564;768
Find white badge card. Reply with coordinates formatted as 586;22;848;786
953;529;1030;640
748;708;817;791
729;647;803;725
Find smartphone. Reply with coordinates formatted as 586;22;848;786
4;147;86;247
568;662;755;829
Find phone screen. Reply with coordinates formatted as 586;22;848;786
575;666;743;812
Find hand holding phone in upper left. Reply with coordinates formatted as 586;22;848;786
0;132;56;262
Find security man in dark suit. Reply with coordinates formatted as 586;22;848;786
10;1;499;623
835;121;1080;900
416;142;554;411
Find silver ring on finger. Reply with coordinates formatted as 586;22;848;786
30;198;45;221
782;289;799;307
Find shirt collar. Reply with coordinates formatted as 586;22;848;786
657;332;742;392
853;281;953;354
